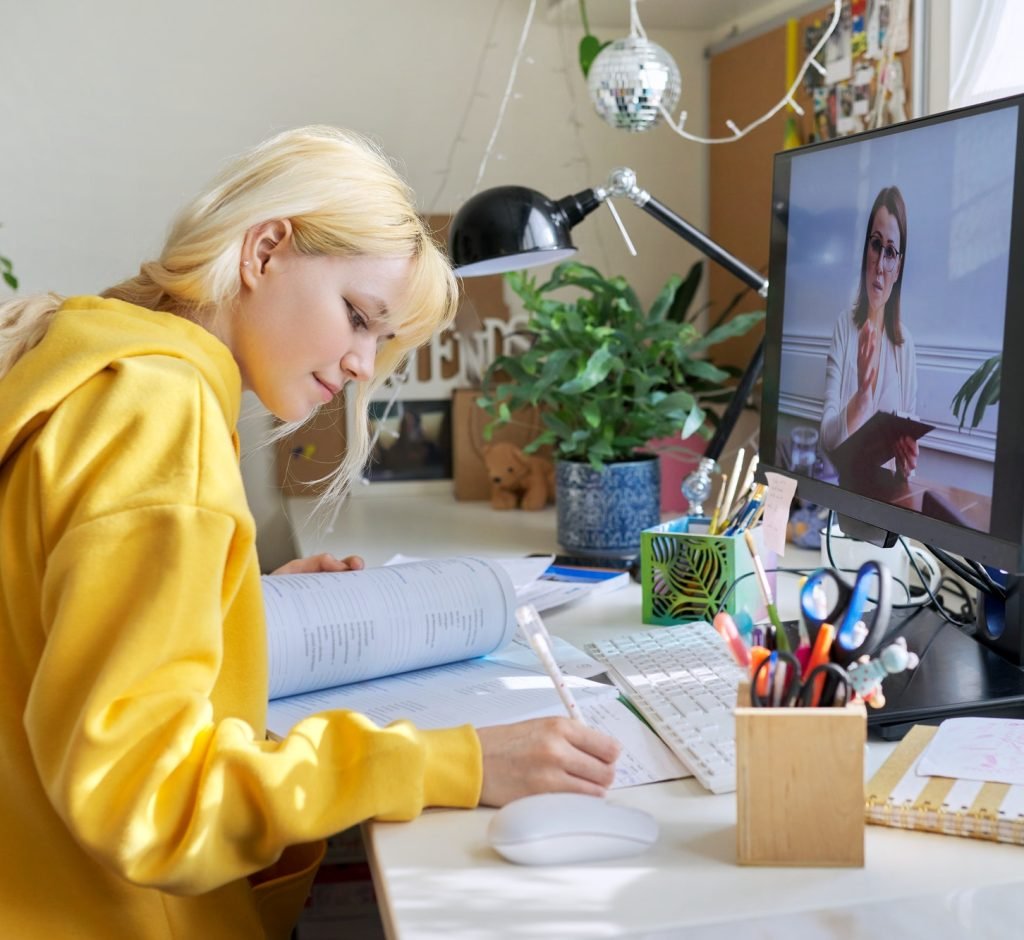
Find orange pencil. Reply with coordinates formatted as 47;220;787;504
804;623;836;706
749;645;771;699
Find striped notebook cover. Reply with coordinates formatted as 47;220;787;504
865;724;1024;845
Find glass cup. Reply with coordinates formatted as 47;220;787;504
789;426;819;477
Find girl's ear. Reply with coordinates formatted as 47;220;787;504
240;219;294;286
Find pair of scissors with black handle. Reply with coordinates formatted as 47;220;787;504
750;653;852;708
799;560;893;667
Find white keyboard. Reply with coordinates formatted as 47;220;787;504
585;622;743;794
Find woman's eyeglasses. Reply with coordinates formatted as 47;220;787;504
867;234;901;273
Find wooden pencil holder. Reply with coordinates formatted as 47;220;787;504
734;682;867;867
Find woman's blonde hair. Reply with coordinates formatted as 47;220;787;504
0;125;459;505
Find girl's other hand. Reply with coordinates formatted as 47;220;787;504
271;553;365;575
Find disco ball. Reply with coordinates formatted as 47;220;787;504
587;36;681;133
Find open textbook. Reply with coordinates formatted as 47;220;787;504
383;552;630;614
263;556;686;788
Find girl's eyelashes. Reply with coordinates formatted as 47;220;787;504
345;298;369;331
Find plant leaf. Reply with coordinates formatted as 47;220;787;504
951;355;999;429
557;346;616;394
648;275;681;323
666;261;703;322
682;359;731;383
692;311;765;351
581;400;602;428
971;369;1000;429
578;34;608;78
681;403;707;440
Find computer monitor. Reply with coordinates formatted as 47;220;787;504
760;93;1024;738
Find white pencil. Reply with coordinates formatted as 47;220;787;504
515;604;588;725
729;453;760;519
716;447;744;534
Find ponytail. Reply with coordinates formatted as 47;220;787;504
0;293;65;381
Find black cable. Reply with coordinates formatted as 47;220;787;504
936;575;974;625
923;542;1003;598
963;555;1007;599
898;536;966;628
715;566;816;617
823;510;917;609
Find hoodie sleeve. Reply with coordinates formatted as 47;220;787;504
22;360;481;896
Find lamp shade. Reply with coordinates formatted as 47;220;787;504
447;185;579;277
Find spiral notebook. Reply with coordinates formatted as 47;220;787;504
865;723;1024;845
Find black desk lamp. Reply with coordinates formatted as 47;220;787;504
448;167;768;514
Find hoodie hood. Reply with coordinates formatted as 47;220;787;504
0;296;241;468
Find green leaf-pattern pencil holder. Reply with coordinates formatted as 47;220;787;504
640;517;771;625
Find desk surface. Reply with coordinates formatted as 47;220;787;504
289;491;1024;940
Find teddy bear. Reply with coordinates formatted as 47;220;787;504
482;441;555;511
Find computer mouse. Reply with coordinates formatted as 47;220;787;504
486;792;659;865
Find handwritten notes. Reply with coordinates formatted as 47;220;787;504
917;717;1024;786
761;472;798;557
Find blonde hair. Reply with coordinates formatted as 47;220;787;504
0;125;458;505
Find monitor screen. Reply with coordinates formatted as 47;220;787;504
760;94;1024;573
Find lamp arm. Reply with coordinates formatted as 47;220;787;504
595;167;768;492
636;196;768;296
602;167;768;296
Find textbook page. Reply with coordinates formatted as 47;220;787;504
384;553;628;613
263;556;516;700
486;633;606;678
265;659;687;789
580;697;690;788
266;657;615;737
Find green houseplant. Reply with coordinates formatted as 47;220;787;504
477;260;763;555
951;354;999;430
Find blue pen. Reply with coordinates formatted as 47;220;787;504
723;496;762;536
723;484;767;536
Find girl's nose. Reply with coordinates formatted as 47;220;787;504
341;336;376;383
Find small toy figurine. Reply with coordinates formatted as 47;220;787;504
847;637;920;708
482;442;555;511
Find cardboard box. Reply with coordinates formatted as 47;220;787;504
451;388;548;501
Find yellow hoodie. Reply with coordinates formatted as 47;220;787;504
0;297;481;938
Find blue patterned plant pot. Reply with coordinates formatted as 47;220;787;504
556;456;661;558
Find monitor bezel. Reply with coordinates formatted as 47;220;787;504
760;93;1024;573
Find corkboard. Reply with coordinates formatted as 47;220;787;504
707;1;914;373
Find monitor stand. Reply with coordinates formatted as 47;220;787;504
867;604;1024;740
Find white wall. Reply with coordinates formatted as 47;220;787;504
0;1;711;560
0;0;709;311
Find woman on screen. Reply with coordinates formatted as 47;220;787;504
821;185;919;480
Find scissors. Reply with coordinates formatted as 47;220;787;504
799;560;892;667
750;651;852;708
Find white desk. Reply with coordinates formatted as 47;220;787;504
289;492;1024;940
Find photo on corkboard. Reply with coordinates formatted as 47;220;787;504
364;398;452;482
